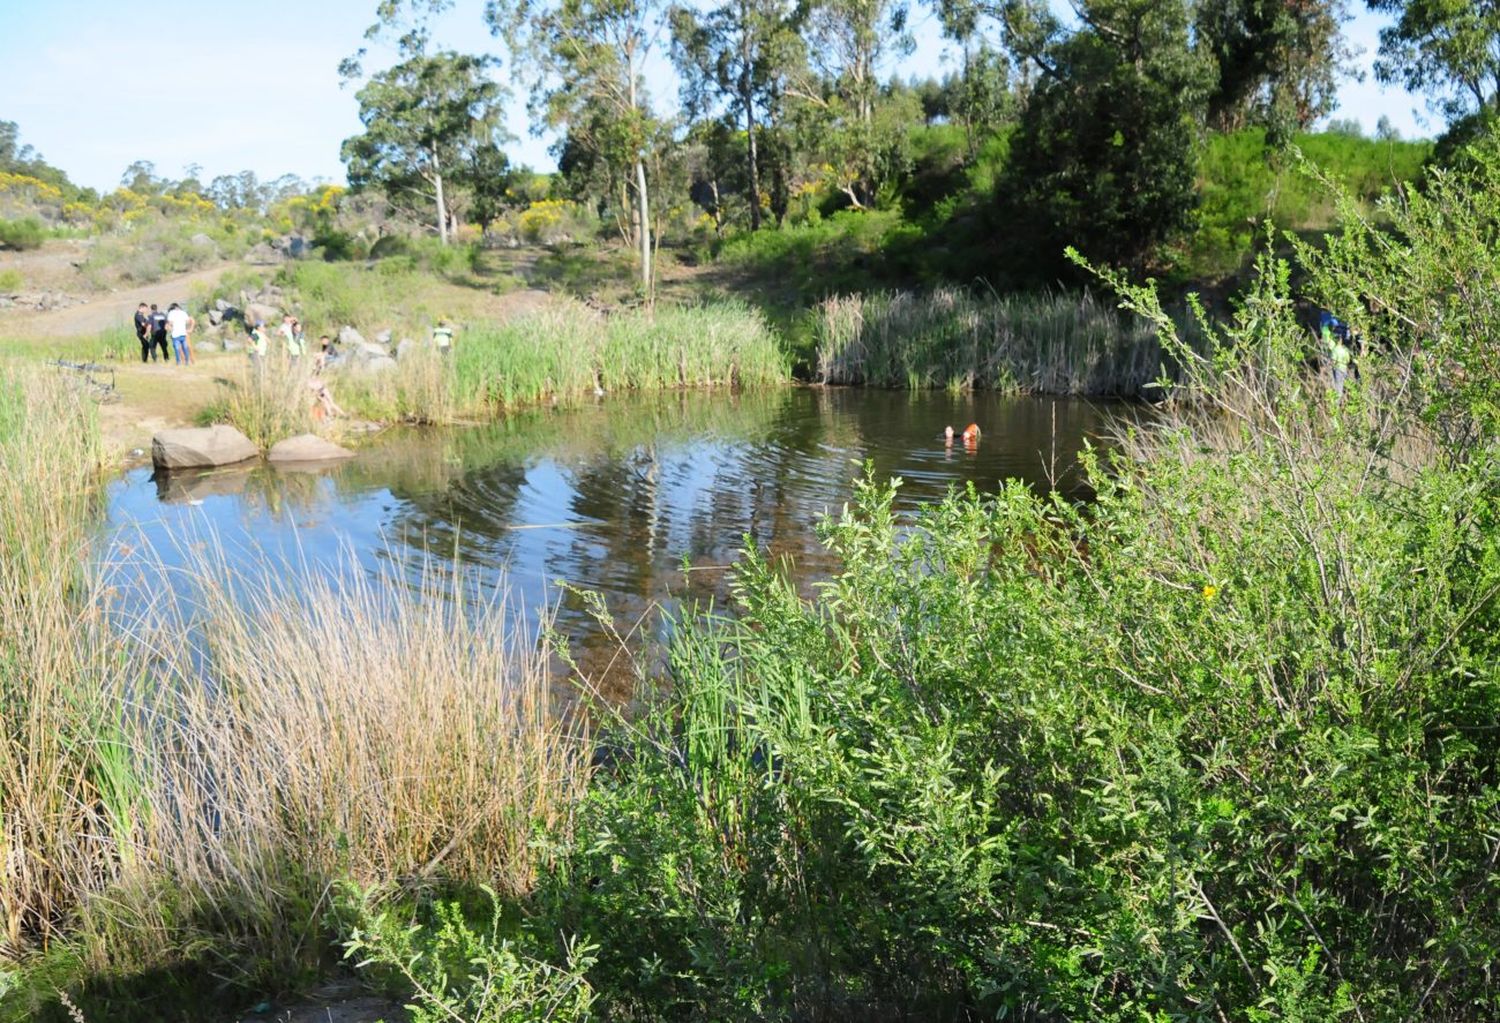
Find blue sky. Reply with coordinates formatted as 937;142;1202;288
1;0;1437;194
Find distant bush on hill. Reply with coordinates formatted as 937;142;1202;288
0;217;45;251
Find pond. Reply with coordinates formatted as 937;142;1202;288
104;388;1119;681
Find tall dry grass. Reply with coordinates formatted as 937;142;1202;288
198;357;317;447
814;288;1202;395
1;366;587;994
0;370;113;953
66;548;586;987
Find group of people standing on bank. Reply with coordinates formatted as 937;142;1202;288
133;302;196;366
246;314;334;369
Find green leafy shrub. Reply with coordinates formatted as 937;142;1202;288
0;217;45;251
344;887;597;1023
540;134;1500;1022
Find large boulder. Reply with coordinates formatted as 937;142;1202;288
245;242;284;265
152;425;259;470
337;325;367;349
268;433;355;464
361;354;397;374
395;338;418;361
244;301;281;327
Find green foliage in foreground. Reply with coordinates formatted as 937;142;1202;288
486;135;1500;1021
344;887;597;1023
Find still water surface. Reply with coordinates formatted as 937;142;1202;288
105;389;1116;669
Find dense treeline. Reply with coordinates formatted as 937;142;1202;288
330;0;1470;290
6;0;1479;295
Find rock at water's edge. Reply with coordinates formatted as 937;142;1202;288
152;425;259;470
268;434;355;464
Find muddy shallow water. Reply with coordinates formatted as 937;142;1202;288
105;388;1120;679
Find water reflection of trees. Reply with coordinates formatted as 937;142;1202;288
139;390;1115;688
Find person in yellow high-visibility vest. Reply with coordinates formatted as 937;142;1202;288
432;317;456;355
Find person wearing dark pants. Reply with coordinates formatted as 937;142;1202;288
134;303;153;362
149;304;170;361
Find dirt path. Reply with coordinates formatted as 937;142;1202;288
4;262;239;338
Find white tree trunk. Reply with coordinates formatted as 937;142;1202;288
635;157;652;297
432;145;449;246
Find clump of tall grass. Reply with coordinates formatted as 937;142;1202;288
1;366;587;1012
815;288;1198;395
334;342;456;424
599;304;789;391
197;357;316;446
0;370;110;953
453;306;600;411
64;547;586;993
455;300;788;412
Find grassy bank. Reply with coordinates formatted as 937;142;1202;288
195;298;789;444
814;288;1197;395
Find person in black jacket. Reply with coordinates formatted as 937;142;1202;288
133;302;153;362
148;304;170;361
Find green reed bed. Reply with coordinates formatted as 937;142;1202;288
453;305;601;412
456;300;788;412
815;288;1198;395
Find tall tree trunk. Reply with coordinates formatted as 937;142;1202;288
628;59;652;298
741;3;761;231
635;157;652;297
431;145;449;246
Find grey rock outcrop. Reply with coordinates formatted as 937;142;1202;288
152;425;259;470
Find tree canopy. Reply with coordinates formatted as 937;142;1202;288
341;50;508;244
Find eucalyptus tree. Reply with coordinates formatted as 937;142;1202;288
486;0;668;295
340;0;511;244
789;0;915;209
1196;0;1352;142
996;0;1215;274
341;50;507;244
669;0;803;229
1366;0;1500;121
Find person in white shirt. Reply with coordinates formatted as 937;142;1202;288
165;303;195;366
